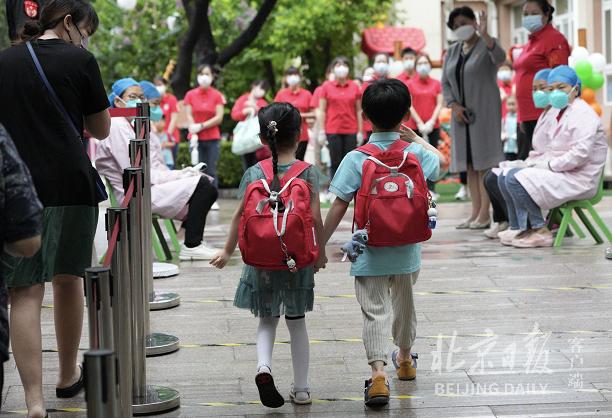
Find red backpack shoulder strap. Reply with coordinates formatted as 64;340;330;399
281;160;311;185
386;139;410;154
356;143;381;156
258;159;274;181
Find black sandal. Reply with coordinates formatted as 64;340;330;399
255;367;285;408
56;365;84;398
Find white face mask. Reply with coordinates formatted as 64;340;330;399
156;85;167;95
416;63;431;76
373;62;389;75
453;24;476;41
286;74;300;87
197;74;212;88
403;59;415;71
497;70;512;82
334;65;349;79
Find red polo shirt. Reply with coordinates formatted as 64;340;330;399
406;76;442;130
395;71;417;89
183;86;226;141
311;85;324;109
275;87;313;142
160;93;179;143
498;80;513;119
513;23;570;122
231;93;268;122
320;79;361;134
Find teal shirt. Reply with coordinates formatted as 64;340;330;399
329;132;440;277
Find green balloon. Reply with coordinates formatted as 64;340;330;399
574;60;593;81
587;72;605;90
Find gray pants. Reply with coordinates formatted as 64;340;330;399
355;271;419;364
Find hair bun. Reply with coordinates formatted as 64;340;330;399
20;20;43;41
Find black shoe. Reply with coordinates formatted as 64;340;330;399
255;368;285;408
56;366;84;398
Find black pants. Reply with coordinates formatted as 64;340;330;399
415;128;441;191
296;141;308;161
483;169;507;223
517;120;537;161
460;171;467;185
328;134;357;179
183;177;218;248
242;152;258;170
504;152;518;161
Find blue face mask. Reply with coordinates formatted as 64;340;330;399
522;15;544;33
549;86;575;109
124;99;141;108
532;90;549;108
150;106;163;122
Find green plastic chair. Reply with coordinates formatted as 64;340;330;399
548;174;612;247
104;178;180;261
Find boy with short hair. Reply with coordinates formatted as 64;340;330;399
322;79;444;407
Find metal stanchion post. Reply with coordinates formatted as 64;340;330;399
84;267;114;351
84;349;119;418
125;167;180;415
132;104;181;355
106;208;133;418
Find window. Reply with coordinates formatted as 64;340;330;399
511;4;529;45
553;0;574;45
604;0;612;104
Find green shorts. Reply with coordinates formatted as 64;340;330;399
2;206;98;288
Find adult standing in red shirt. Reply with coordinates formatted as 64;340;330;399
513;0;569;160
396;47;418;88
231;80;270;169
361;53;390;141
274;67;314;161
154;76;180;159
408;54;443;196
319;56;363;178
184;64;225;187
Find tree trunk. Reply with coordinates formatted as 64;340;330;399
171;0;210;99
263;59;276;91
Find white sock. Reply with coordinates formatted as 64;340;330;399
286;316;309;390
256;317;279;372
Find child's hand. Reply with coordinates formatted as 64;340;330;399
210;250;231;269
399;124;420;143
314;252;328;273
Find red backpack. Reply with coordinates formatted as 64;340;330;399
239;159;319;271
354;140;432;246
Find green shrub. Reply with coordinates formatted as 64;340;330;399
176;142;191;169
217;141;244;188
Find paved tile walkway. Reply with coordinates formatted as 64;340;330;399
2;198;612;417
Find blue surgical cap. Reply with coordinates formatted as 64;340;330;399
139;80;161;100
108;77;139;107
534;68;551;82
548;65;580;88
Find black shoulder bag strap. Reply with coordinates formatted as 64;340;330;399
26;41;108;203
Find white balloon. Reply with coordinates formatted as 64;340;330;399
568;56;575;68
117;0;137;11
571;46;589;61
166;15;177;31
588;53;606;73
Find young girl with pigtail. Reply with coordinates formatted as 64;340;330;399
211;102;327;408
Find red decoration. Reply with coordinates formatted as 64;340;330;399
24;0;39;18
361;27;426;57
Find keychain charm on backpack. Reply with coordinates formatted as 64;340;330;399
341;229;369;262
286;257;298;273
428;198;438;230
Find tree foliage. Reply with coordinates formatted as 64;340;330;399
89;0;391;104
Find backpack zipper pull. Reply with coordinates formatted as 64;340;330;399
286;257;297;273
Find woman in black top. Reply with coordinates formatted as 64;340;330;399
0;1;110;416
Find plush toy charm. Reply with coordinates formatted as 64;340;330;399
286;257;297;273
428;207;438;229
341;229;369;262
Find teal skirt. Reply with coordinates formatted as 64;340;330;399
2;206;98;288
233;265;315;318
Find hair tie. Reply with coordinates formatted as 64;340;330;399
267;120;278;135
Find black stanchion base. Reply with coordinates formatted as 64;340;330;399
146;333;180;356
150;292;181;310
132;385;180;415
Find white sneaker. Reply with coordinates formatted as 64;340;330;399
211;201;220;211
319;191;329;203
455;185;468;201
179;242;218;260
430;191;440;201
484;221;509;239
499;229;521;246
